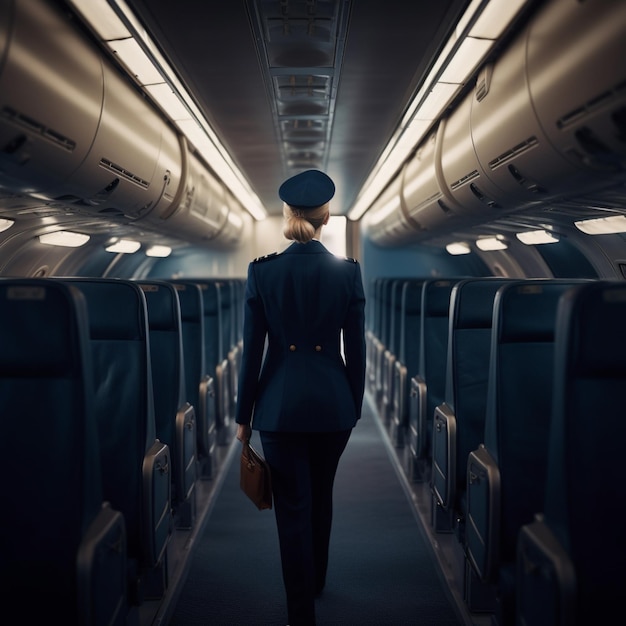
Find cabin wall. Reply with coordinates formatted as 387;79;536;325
254;216;291;258
359;225;491;298
142;246;248;280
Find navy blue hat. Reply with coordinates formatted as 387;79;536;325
278;169;335;209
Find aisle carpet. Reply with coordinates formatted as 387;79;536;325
167;398;463;625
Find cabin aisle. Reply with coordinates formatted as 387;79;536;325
165;396;464;625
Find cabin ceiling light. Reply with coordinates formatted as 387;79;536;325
414;83;461;122
439;38;493;84
446;242;471;255
145;84;192;121
574;215;626;235
348;0;529;220
108;38;164;84
476;236;508;251
0;218;15;233
105;239;141;253
516;230;559;245
39;231;90;247
457;0;529;40
67;0;267;221
146;245;172;257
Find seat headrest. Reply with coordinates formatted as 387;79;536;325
138;282;179;331
63;279;146;340
172;282;203;321
454;279;512;329
423;280;455;316
495;281;584;342
0;280;87;375
563;282;626;375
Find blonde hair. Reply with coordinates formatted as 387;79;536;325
282;202;329;243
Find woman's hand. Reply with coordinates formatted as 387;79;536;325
236;424;251;442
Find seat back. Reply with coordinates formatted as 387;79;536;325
137;280;196;526
194;279;230;442
371;277;390;398
0;278;126;624
366;277;384;393
382;279;405;420
228;278;245;410
172;280;216;477
517;281;626;626
408;279;456;475
466;279;588;623
432;278;513;520
219;279;239;423
194;279;223;377
391;279;424;443
61;278;171;598
394;279;424;431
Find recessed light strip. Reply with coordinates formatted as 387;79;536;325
67;0;267;221
348;0;530;221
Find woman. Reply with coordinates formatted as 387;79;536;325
235;169;366;626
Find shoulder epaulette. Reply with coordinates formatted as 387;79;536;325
343;256;357;263
252;251;278;263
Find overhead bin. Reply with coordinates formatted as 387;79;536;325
0;0;182;221
212;191;248;248
439;94;507;217
401;127;469;236
0;0;243;248
470;32;585;208
365;0;626;248
158;150;243;244
58;62;184;221
364;169;414;246
0;0;102;195
471;0;626;210
527;0;626;181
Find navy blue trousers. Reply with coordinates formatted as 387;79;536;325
260;429;352;626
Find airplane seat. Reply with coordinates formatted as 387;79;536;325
372;277;389;399
172;280;217;479
219;279;236;423
227;279;245;414
59;278;172;605
369;277;384;401
432;278;514;538
465;279;588;625
365;277;383;394
234;278;246;360
408;279;456;482
375;278;396;411
391;279;424;447
382;278;404;426
516;281;626;626
0;278;127;625
137;280;197;530
364;278;376;390
194;280;230;445
232;277;246;408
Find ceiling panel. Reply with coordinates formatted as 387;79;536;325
125;0;469;216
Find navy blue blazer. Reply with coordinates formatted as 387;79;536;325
235;240;366;432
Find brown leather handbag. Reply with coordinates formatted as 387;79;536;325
240;440;272;510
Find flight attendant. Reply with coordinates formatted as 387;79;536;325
235;169;366;626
